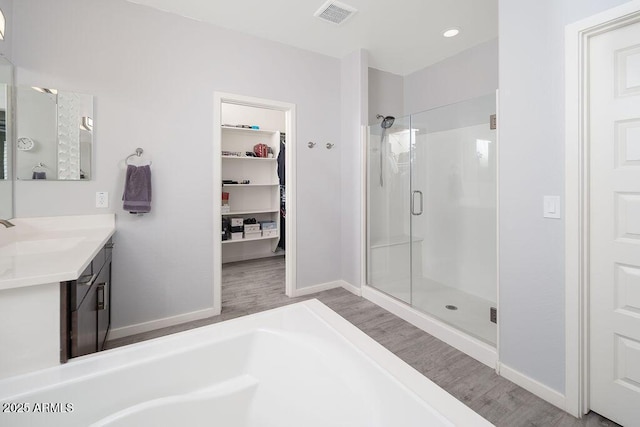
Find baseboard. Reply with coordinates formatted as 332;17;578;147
293;280;344;297
362;285;497;368
341;281;362;296
108;307;218;340
108;279;354;340
497;363;566;412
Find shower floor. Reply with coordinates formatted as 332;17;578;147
371;277;497;346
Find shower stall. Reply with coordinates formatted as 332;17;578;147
366;94;497;346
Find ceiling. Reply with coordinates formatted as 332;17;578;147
126;0;498;76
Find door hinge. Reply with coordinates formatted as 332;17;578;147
490;307;497;324
490;114;497;130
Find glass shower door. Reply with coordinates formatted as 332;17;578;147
410;94;497;345
366;116;413;303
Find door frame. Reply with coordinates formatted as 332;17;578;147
212;92;297;314
565;1;640;417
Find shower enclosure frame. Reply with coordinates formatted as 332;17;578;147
360;91;500;369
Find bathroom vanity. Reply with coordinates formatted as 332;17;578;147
0;214;115;379
60;237;113;361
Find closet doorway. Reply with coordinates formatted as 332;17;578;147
213;93;296;314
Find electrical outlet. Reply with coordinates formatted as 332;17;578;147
96;192;108;208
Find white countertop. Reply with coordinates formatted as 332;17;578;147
0;214;116;291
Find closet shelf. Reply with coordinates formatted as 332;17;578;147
222;235;279;244
221;126;279;135
222;156;277;161
222;209;279;216
222;183;279;187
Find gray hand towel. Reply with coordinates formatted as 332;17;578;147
122;164;152;214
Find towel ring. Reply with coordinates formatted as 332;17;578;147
32;162;47;171
125;148;152;166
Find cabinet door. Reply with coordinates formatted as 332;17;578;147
72;282;97;357
96;262;111;351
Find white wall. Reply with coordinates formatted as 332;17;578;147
340;49;368;288
368;68;403;124
12;0;342;330
404;38;498;116
498;0;630;394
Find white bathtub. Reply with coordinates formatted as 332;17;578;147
0;300;492;427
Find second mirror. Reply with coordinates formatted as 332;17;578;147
16;86;93;180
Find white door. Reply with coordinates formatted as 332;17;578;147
589;18;640;426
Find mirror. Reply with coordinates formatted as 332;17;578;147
16;86;93;180
0;56;13;219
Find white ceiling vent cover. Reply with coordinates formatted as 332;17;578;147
314;0;358;25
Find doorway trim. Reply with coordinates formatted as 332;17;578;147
565;1;640;417
213;92;296;314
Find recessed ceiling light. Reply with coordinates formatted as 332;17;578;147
442;28;460;38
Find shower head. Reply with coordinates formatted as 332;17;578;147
376;114;395;129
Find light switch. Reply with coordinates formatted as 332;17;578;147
543;196;561;219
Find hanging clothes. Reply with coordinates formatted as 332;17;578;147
277;135;286;250
278;140;285;185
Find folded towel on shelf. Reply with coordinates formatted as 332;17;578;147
122;164;152;214
32;172;46;180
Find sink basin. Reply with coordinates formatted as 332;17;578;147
0;237;85;257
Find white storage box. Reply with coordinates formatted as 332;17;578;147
231;232;243;240
244;224;260;233
260;221;277;230
244;231;262;240
231;218;244;227
262;229;278;238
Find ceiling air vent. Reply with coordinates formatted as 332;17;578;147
314;0;357;25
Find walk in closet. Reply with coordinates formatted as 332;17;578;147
220;104;286;264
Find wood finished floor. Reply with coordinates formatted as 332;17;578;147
107;257;619;427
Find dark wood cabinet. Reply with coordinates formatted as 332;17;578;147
60;238;113;362
96;261;111;351
73;276;98;357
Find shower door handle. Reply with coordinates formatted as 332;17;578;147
411;190;423;216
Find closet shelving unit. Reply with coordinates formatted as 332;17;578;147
221;126;281;255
